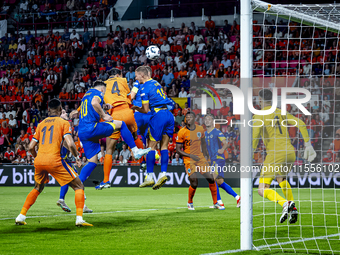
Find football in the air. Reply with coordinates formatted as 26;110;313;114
146;45;160;60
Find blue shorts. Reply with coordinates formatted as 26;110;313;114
134;111;152;138
78;122;116;159
211;159;226;178
148;110;174;142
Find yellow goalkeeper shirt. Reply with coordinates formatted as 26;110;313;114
252;106;310;154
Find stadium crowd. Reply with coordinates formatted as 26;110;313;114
0;15;339;166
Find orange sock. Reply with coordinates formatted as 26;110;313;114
134;138;144;149
103;154;112;183
75;189;85;217
209;183;217;204
20;189;40;216
188;186;196;203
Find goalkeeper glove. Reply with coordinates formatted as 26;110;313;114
304;141;316;162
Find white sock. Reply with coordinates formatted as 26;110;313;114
59;199;64;202
218;199;223;204
235;195;240;201
76;216;83;222
146;173;153;181
159;172;166;178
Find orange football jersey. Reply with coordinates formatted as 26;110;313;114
176;125;205;164
104;77;131;107
33;116;72;166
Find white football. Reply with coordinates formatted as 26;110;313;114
146;45;160;60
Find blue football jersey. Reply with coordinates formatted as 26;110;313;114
205;128;227;161
132;80;143;107
140;79;172;112
79;88;104;127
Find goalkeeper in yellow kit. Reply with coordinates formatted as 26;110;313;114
253;89;316;224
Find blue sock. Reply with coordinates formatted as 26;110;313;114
59;185;69;200
120;121;136;149
220;182;238;198
79;162;97;183
146;150;155;173
216;182;221;201
160;150;168;172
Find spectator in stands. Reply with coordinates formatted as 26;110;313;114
70;29;80;41
205;16;216;36
125;66;135;82
161;69;174;88
62;28;71;41
178;87;188;98
175;111;184;125
63;78;74;93
160;40;170;55
172;153;183;165
83;28;92;49
135;42;145;55
4;146;15;160
119;144;131;163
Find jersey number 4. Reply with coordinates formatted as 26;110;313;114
41;125;54;144
111;81;121;95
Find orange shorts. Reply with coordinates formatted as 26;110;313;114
34;160;78;186
109;104;137;139
184;159;210;176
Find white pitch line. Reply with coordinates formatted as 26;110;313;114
0;206;210;221
201;233;340;255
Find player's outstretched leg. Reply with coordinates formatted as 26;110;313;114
259;182;288;223
219;181;241;208
278;179;297;224
117;121;151;159
140;150;156;187
57;185;71;212
188;173;198;210
69;177;92;227
97;137;117;190
152;135;170;190
16;183;44;225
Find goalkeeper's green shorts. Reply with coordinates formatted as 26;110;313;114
260;151;296;185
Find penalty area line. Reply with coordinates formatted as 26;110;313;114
201;233;340;255
0;206;209;221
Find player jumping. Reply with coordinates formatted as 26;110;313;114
76;80;151;188
95;68;145;190
204;114;241;208
134;66;174;190
15;99;92;227
176;111;224;210
253;89;316;224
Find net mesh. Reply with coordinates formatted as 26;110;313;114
251;1;340;253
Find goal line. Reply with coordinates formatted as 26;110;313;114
201;233;340;255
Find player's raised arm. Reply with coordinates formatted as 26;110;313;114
286;113;316;162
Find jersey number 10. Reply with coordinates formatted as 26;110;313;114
80;99;88;118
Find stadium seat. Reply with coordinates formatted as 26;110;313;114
290;60;298;68
0;71;6;77
34;78;42;84
9;0;16;4
230;36;236;42
56;4;63;10
40;5;44;12
93;2;99;7
101;41;107;48
193;55;201;62
201;29;206;36
280;61;287;68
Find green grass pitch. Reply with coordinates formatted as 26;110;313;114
0;187;339;255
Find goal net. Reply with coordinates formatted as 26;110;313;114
251;0;340;253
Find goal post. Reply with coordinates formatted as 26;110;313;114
239;0;340;253
240;0;253;251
